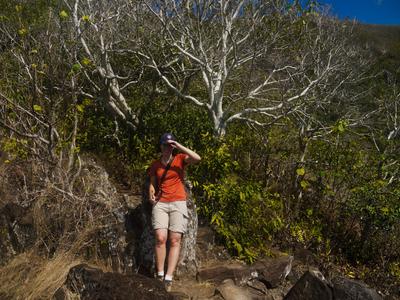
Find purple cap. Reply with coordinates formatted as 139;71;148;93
160;133;175;145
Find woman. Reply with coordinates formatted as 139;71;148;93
148;133;201;291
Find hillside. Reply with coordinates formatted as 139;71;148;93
356;24;400;49
355;24;400;73
1;1;400;299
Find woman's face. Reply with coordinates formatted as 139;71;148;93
160;143;173;154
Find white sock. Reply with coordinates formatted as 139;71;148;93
157;271;164;277
164;274;173;281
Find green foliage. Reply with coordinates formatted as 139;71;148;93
296;167;305;176
289;221;323;245
344;181;400;261
1;138;29;160
81;15;90;22
59;10;68;19
349;180;400;231
389;262;400;280
202;178;284;262
295;132;400;278
191;133;239;183
78;92;212;176
333;120;349;134
33;104;42;112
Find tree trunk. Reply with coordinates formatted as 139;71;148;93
210;111;226;138
177;180;198;276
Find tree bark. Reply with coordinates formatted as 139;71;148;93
177;180;198;276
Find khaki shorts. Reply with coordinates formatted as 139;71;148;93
152;201;188;233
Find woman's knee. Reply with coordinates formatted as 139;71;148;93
168;233;182;247
155;230;168;245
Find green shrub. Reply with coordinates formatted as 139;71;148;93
201;177;284;262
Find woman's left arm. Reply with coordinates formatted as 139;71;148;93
168;141;201;165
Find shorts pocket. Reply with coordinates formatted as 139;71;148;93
175;201;188;217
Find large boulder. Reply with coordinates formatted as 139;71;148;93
284;270;333;300
284;269;384;300
332;276;382;300
252;255;294;288
0;203;36;265
0;162;37;265
0;157;140;273
54;264;173;300
0;155;199;279
69;157;138;274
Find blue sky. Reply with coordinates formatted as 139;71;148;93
320;0;400;25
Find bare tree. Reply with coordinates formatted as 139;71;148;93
137;0;364;137
62;0;143;130
372;77;400;184
0;4;82;194
0;5;139;272
2;0;145;132
385;81;400;141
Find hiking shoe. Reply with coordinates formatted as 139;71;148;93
164;279;172;292
156;275;164;282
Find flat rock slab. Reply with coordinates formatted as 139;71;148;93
169;291;191;300
197;264;254;285
215;279;272;300
247;278;269;294
284;270;333;300
55;264;173;300
332;277;382;300
197;255;293;289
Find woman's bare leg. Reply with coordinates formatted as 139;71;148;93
154;228;168;274
165;230;182;277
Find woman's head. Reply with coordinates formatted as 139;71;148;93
160;133;175;145
159;133;176;154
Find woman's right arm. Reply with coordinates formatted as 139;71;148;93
149;175;157;205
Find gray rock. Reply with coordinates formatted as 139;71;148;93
284;270;333;300
197;256;293;289
252;255;294;288
0;203;36;265
215;279;271;300
169;291;191;300
216;279;251;300
332;276;382;300
247;278;268;294
0;158;139;273
197;264;254;285
79;158;137;274
177;188;198;276
293;248;317;265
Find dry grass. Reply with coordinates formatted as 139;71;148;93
0;251;81;299
0;157;127;299
0;225;117;300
